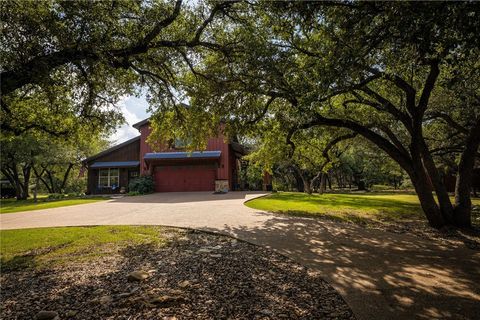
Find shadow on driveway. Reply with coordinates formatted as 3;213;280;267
203;214;480;320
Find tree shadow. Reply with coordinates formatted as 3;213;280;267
201;214;480;320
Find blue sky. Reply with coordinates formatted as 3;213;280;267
110;95;151;144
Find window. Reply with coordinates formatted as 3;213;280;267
98;168;120;188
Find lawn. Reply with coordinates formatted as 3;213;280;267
0;226;168;271
0;196;107;214
246;192;480;225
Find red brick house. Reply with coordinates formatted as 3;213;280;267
83;118;247;194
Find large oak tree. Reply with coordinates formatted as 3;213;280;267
160;2;480;228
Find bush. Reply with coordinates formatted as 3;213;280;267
48;193;66;200
128;175;155;194
128;191;141;196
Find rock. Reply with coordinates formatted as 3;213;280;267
99;295;113;304
169;289;184;296
127;270;150;282
197;248;211;254
210;245;222;250
149;295;185;307
35;310;59;320
210;254;222;258
260;309;273;316
65;310;77;317
178;280;191;288
116;292;134;299
92;288;104;295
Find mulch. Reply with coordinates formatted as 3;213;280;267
1;228;355;320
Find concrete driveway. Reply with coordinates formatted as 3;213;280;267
1;192;479;320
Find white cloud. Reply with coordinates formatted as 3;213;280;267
110;95;151;144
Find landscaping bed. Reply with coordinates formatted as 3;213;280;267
1;226;355;320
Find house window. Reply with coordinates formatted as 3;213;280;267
98;168;120;188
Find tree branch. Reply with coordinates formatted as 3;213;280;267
417;60;440;112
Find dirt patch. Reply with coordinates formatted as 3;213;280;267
1;228;355;319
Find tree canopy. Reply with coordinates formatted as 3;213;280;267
2;1;479;228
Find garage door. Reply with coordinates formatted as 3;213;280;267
154;165;216;192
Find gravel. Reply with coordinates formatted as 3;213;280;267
1;228;355;319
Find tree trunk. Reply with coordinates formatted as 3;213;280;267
60;163;74;192
319;173;327;194
409;155;446;228
33;166;53;193
292;166;312;194
453;119;480;227
291;167;305;192
419;139;454;223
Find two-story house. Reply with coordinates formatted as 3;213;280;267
83;118;247;194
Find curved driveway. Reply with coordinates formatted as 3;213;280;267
1;192;479;320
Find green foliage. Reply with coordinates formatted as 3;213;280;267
1;0;238;137
127;191;141;196
128;176;155;194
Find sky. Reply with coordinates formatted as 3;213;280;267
110;95;151;144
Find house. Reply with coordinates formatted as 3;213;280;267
83;118;247;194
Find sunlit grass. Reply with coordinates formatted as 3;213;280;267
246;192;480;224
0;197;107;214
0;226;169;271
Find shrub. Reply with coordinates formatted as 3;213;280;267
128;191;141;196
48;193;66;200
128;175;155;194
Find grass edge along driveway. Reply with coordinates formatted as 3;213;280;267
0;225;169;271
245;191;480;225
0;197;108;214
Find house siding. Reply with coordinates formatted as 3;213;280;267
85;119;244;194
85;138;140;194
139;123;232;183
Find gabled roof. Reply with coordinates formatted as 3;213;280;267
132;118;150;129
83;136;140;164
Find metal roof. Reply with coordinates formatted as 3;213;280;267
132;118;150;129
144;151;221;160
90;161;140;168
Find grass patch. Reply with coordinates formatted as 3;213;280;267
0;197;107;214
246;192;480;225
0;226;169;271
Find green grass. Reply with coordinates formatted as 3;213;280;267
0;226;169;271
246;192;480;224
0;197;107;214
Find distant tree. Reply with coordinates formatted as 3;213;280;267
1;134;39;199
1;131;109;200
32;133;110;194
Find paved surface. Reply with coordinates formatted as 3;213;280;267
1;192;479;320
